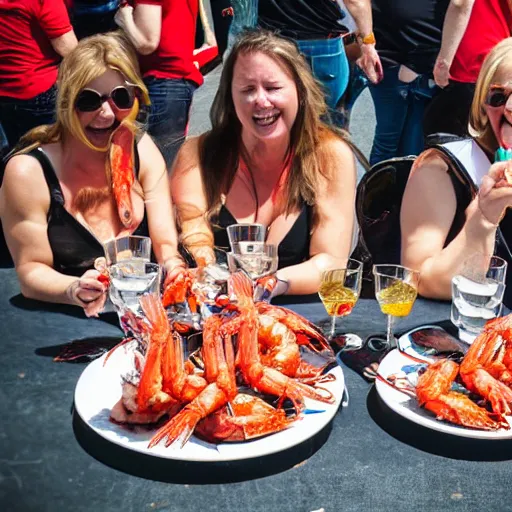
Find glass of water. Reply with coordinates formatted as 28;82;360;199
109;261;162;334
451;255;507;343
227;243;278;279
103;235;152;267
226;223;266;250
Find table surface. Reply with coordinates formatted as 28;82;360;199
2;267;512;512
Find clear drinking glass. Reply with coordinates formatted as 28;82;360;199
373;264;420;349
318;259;363;340
108;262;161;333
103;235;152;267
451;255;507;343
226;223;267;250
227;243;278;280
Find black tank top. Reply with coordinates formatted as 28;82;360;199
212;203;312;269
445;156;512;310
29;147;149;277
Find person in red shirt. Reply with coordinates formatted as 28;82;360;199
424;0;512;137
0;0;77;152
115;0;203;171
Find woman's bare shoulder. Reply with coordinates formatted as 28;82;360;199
1;152;50;216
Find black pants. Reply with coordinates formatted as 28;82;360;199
423;80;476;138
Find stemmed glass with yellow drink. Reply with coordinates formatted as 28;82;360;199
318;259;363;341
373;264;420;348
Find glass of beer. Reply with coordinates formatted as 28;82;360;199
318;259;363;340
373;264;420;349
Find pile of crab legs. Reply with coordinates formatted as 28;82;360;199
107;271;338;448
377;314;512;431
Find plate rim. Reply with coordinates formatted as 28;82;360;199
375;349;512;440
74;347;345;461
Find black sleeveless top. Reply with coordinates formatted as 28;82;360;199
212;203;312;269
29;147;150;277
444;151;512;310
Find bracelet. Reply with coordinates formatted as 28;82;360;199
357;32;376;45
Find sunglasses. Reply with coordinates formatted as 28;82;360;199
75;84;138;112
485;84;512;108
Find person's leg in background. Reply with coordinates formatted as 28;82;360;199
423;80;475;138
398;74;438;157
210;0;233;56
0;84;57;153
144;77;197;172
227;0;258;52
296;37;350;127
335;62;368;130
368;66;409;166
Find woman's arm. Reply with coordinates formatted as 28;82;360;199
170;138;216;266
137;134;185;272
433;0;476;87
0;156;106;314
277;137;357;294
115;2;162;55
400;153;510;299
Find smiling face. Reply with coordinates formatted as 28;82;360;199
231;51;299;147
484;59;512;150
75;69;134;148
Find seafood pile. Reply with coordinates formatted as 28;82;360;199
379;315;512;431
107;271;337;448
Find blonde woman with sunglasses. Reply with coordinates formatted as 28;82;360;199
0;32;185;317
400;38;512;309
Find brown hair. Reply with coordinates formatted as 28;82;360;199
469;37;512;153
198;29;366;220
13;31;150;155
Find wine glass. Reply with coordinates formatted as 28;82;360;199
318;259;363;342
373;264;420;349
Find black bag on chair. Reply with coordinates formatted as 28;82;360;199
352;134;466;298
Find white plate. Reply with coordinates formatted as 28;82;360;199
375;349;512;440
74;345;345;461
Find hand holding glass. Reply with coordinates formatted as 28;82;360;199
318;259;363;340
373;265;420;348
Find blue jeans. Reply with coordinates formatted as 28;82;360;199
296;36;349;111
144;77;197;170
0;84;57;152
227;0;258;50
369;65;438;166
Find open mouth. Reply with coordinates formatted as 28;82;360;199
86;119;121;135
499;117;512;150
253;112;281;127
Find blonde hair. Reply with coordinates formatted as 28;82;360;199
14;31;150;155
198;29;365;221
469;37;512;150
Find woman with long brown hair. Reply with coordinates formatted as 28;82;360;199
171;30;361;296
0;32;185;316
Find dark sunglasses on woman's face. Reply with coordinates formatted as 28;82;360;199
485;84;512;108
75;84;138;113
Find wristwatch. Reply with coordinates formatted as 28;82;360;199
357;32;376;45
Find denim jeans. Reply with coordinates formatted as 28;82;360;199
0;84;57;152
369;65;438;166
227;0;258;50
144;77;198;170
296;36;350;111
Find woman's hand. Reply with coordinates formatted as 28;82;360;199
114;4;134;30
163;255;187;288
66;269;108;318
478;161;512;226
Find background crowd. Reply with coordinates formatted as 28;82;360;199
0;0;511;315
